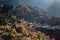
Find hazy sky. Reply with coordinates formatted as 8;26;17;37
0;0;55;10
20;0;55;10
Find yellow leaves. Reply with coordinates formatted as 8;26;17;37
1;25;5;29
23;30;29;36
0;25;10;30
10;28;17;37
18;5;31;12
0;25;5;29
11;15;16;19
11;28;17;34
10;33;16;37
4;24;10;30
38;31;42;40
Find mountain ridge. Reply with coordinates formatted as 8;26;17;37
0;4;60;26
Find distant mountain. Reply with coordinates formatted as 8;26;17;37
48;0;60;16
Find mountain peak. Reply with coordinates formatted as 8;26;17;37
18;5;31;12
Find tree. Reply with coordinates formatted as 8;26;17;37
2;18;9;25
